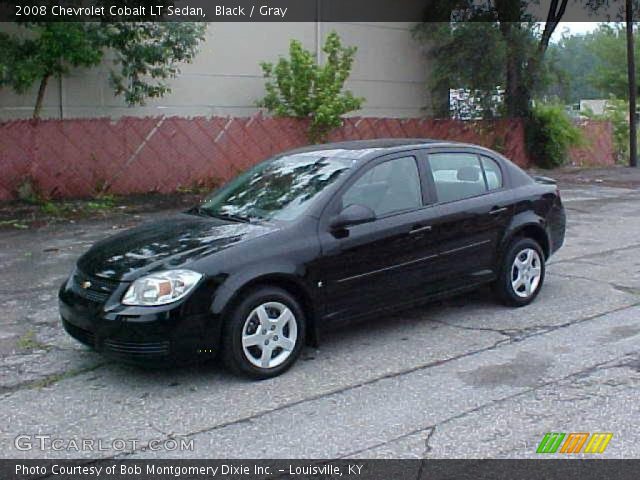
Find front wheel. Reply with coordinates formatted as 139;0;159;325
222;287;306;379
494;238;545;307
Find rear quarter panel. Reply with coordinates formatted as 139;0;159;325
502;183;565;257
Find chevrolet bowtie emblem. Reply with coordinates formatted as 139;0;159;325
81;281;92;289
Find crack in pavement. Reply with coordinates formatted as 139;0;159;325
546;271;606;284
547;271;640;297
612;285;640;296
429;299;640;344
429;319;514;339
74;300;640;461
106;338;515;460
423;426;436;457
0;283;66;295
568;259;611;267
0;362;109;396
550;242;640;265
334;425;436;460
563;206;591;214
339;354;640;459
429;320;559;343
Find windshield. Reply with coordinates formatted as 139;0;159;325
198;153;354;222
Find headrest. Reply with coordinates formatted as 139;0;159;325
457;166;480;182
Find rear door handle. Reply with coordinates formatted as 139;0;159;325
489;207;508;215
410;225;432;234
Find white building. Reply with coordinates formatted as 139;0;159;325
0;22;433;120
579;99;608;116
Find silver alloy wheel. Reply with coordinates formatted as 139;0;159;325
241;301;298;369
511;248;542;298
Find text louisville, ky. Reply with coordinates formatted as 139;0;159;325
16;463;364;477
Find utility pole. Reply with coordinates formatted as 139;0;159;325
627;0;638;167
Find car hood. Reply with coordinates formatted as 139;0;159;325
77;214;277;281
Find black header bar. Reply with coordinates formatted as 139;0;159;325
0;0;632;22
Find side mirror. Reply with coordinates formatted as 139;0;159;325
330;204;376;230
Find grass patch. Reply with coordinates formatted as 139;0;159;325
85;197;116;211
40;201;72;217
30;363;106;390
0;219;29;230
16;330;49;351
35;195;119;219
31;371;74;389
0;191;202;231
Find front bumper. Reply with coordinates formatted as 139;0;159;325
58;277;220;365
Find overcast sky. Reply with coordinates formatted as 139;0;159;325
551;22;599;41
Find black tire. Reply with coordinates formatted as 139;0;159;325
494;237;546;307
221;286;306;379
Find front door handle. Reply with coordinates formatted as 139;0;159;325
410;225;432;235
489;207;508;215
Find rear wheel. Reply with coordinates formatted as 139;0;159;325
494;237;545;307
222;286;305;379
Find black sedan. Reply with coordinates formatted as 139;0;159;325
59;139;566;378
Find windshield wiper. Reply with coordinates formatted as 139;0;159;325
186;206;209;217
212;212;253;223
187;206;256;223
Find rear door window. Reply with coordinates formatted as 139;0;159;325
480;156;503;190
428;153;487;203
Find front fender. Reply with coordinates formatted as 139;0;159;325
210;262;311;316
208;263;319;347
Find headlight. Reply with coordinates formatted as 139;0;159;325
122;270;203;306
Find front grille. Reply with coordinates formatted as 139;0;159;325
62;318;95;348
70;269;120;303
103;339;170;357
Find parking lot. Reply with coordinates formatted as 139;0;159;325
1;172;640;459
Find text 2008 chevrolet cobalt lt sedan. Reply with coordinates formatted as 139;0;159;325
59;139;566;378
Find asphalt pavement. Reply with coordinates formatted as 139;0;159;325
1;177;640;459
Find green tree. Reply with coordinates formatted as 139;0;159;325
414;0;593;118
257;31;364;142
0;23;103;119
545;31;608;104
104;23;206;105
0;22;205;119
587;23;640;100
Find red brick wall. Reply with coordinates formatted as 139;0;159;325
568;119;616;167
0;115;614;201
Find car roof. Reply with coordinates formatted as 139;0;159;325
281;138;486;162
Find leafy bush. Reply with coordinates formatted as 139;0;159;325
257;31;365;142
526;103;583;168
